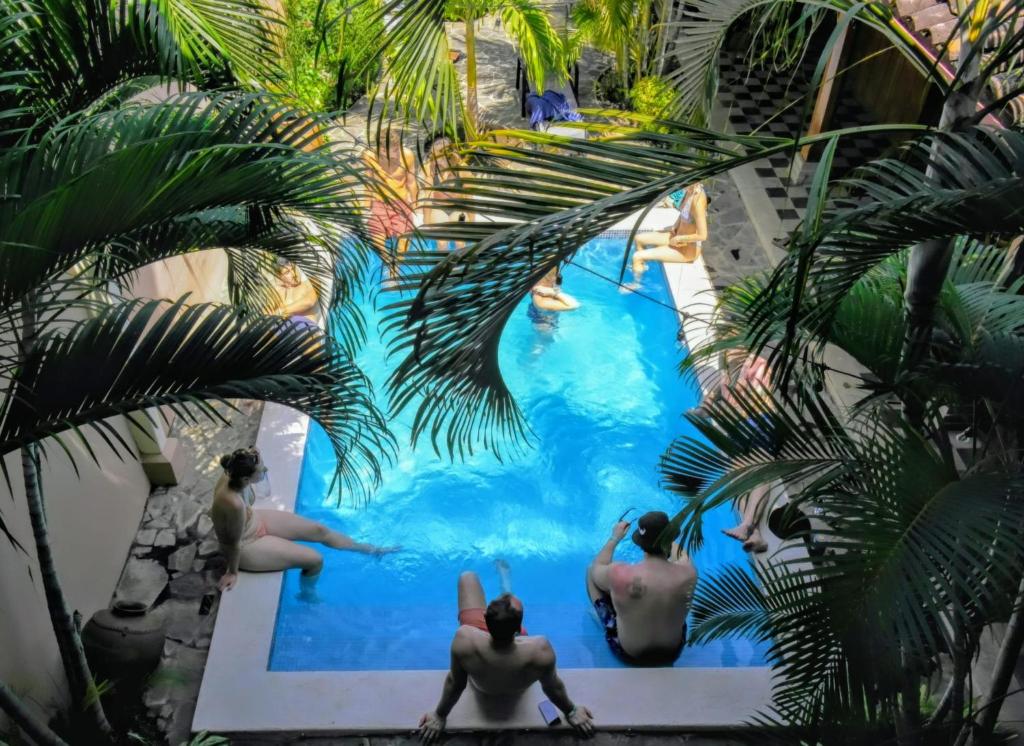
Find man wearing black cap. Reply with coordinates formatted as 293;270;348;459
586;511;697;666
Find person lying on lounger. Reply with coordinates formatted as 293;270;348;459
417;565;594;742
211;448;400;592
587;512;697;666
628;182;708;287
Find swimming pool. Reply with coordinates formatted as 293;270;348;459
268;237;767;671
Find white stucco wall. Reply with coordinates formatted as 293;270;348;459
0;422;150;728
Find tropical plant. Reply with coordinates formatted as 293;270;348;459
340;0;565;138
0;0;393;741
570;0;674;99
373;0;1024;740
281;0;383;111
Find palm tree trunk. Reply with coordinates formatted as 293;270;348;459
900;21;986;377
0;678;68;746
18;301;112;740
971;577;1024;743
21;444;113;740
465;17;478;125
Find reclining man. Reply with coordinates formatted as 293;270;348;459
587;511;697;666
418;568;595;742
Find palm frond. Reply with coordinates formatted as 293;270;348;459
0;0;283;140
750;126;1024;380
0;92;372;314
386;119;926;458
365;0;464;140
121;0;283;86
662;0;948;124
684;391;1024;735
499;0;565;92
3;298;395;499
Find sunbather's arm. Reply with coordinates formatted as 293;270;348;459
537;643;594;736
419;639;469;742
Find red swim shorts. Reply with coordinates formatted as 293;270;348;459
458;608;527;636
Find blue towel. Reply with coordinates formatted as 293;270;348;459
541;90;583;122
526;93;558;130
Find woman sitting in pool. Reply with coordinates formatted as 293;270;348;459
530;266;579;312
628;182;708;287
212;448;399;592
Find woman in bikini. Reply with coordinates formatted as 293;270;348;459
212;448;399;592
363;137;418;276
629;182;708;286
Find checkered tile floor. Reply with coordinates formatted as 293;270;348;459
718;51;892;237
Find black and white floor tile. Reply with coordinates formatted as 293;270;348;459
717;51;892;238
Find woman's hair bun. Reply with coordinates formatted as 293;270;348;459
220;454;232;469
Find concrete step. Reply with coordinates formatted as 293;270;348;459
908;2;956;30
895;0;936;17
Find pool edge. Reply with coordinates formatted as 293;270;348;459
194;220;782;735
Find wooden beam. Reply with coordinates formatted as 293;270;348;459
801;21;849;162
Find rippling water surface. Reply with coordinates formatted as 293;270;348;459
269;238;768;670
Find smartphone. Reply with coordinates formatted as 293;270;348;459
538;700;561;726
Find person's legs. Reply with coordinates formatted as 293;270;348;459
630;233;671;285
258;509;358;552
495;559;512;595
457;571;487;612
239;535;324;576
722;483;770;553
631;246;687;284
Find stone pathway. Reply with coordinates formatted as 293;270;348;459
110;401;263;745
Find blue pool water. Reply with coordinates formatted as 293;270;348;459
269;237;768;671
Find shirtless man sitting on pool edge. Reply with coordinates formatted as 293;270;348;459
418;568;595;742
587;511;697;666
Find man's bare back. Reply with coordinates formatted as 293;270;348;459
606;555;696;655
452;626;554;694
418;571;594;742
589;513;697;663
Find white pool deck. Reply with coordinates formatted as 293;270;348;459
193;208;778;737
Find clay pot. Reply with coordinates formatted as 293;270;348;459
82;601;167;681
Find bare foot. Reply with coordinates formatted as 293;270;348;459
619;282;641;294
722;523;754;543
495;559;512;594
742;529;768;553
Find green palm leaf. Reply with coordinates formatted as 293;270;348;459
366;0;464;138
3;298;394;499
661;0;946;123
0;0;283;140
386;119;925;457
0;93;371;313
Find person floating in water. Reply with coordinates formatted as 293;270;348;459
587;511;697;666
628;182;708;288
694;350;775;553
417;564;595;742
530;266;579;312
211;448;400;592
